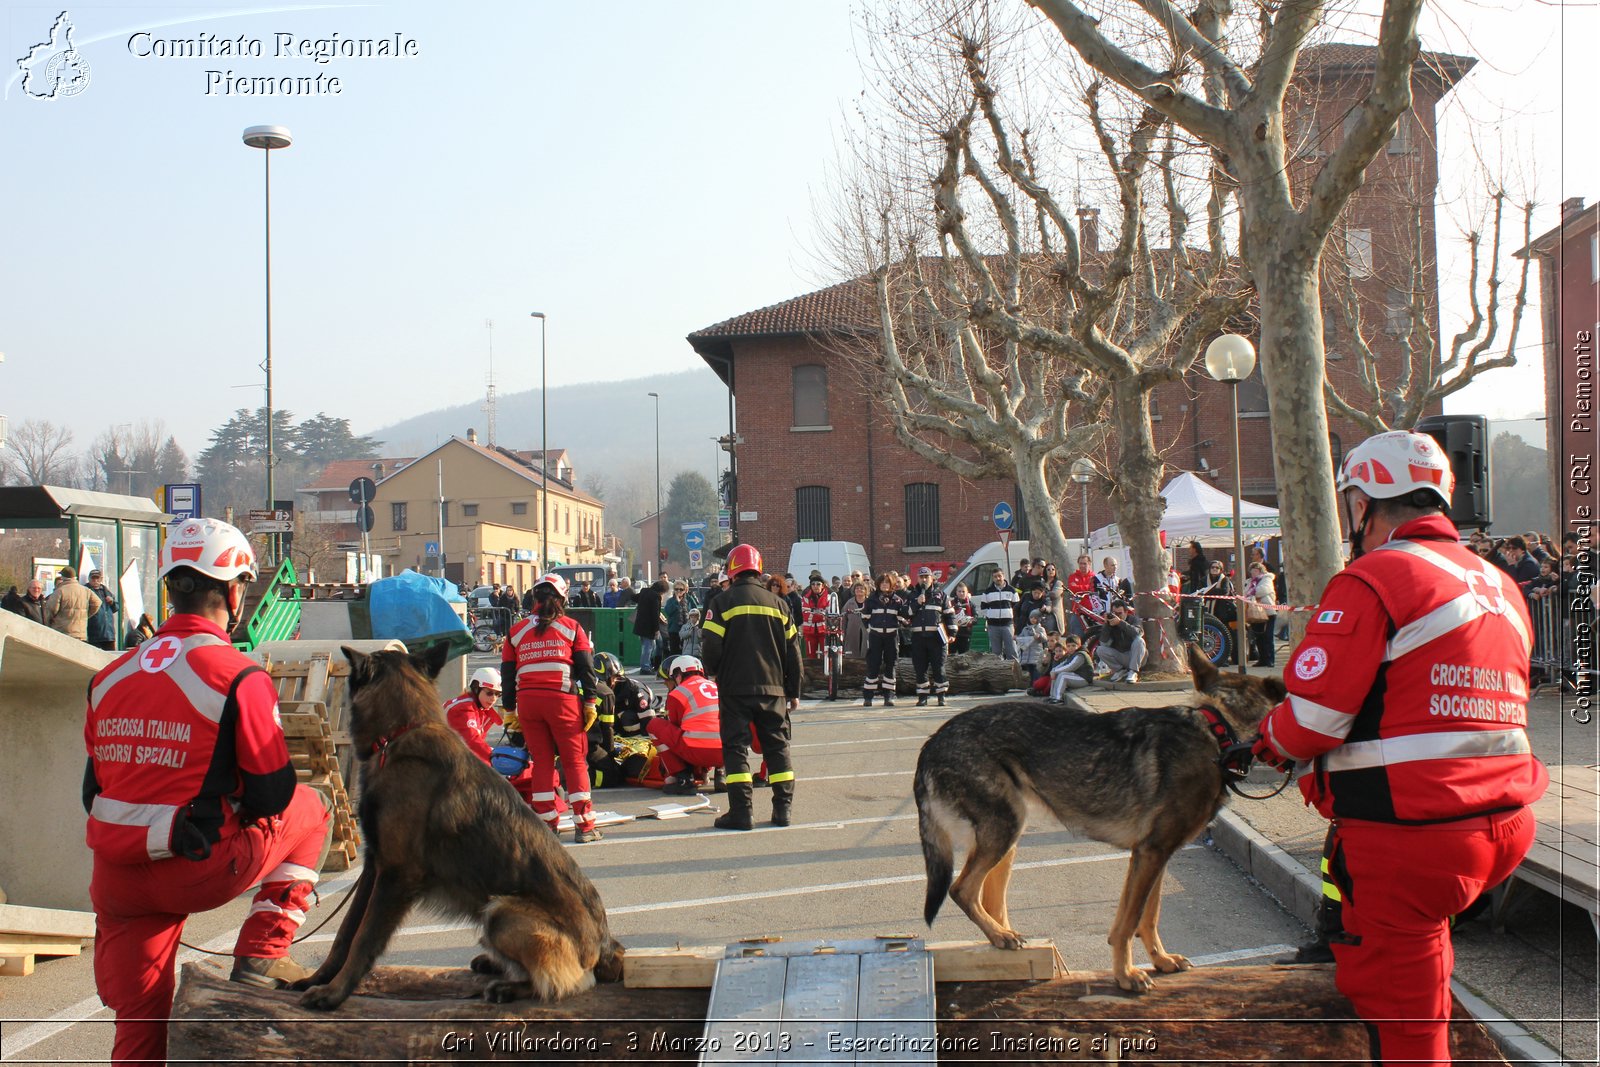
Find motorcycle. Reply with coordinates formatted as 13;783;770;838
821;612;845;700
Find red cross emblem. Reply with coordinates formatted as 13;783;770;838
139;636;183;673
1466;570;1508;616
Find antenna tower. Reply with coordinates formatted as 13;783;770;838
483;318;498;446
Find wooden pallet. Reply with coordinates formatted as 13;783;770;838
263;653;361;872
0;903;94;978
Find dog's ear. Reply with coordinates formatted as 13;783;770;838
1261;675;1288;704
342;646;371;688
1187;643;1219;692
409;640;451;681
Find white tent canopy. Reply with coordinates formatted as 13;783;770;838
1088;472;1281;550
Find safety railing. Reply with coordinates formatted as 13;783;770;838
1526;586;1598;694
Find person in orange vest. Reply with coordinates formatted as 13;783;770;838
799;572;835;658
501;573;604;843
1251;431;1548;1067
83;518;331;1066
649;656;726;795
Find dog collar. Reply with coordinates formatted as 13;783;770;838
1193;705;1238;751
372;722;418;767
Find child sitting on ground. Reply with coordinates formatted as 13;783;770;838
1049;633;1096;701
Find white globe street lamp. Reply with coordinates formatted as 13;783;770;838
243;124;291;565
1203;334;1257;674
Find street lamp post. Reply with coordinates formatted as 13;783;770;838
648;391;661;577
1204;334;1257;675
530;312;547;569
1070;458;1095;554
243;124;291;564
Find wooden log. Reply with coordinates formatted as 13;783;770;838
169;961;1510;1064
803;652;1026;696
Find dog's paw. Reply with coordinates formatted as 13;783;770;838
469;953;505;976
1114;968;1155;994
1151;951;1191;975
298;983;350;1011
986;929;1026;951
484;979;532;1004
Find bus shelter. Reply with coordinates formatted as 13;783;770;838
0;486;171;651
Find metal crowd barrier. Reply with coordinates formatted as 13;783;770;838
1526;588;1598;695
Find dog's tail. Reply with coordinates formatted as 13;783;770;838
914;766;955;927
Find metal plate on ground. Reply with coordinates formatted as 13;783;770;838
700;939;936;1066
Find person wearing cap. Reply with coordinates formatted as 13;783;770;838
907;566;955;706
45;565;103;643
83;518;331;1063
1251;430;1548;1066
650;656;725;796
84;568;120;651
502;573;605;843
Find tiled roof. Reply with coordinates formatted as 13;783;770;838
302;457;415;492
688;276;877;345
454;438;602;506
1297;42;1476;87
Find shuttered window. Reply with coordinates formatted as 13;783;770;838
793;365;829;428
905;483;941;549
796;486;831;542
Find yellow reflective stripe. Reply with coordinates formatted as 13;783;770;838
1323;882;1343;901
724;772;754;784
784;623;799;640
767;770;795;783
597;713;615;723
703;619;727;637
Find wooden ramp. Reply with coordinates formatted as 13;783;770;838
0;903;94;977
260;652;361;872
1495;762;1600;935
168;960;1511;1063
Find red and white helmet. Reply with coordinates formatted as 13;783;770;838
469;667;502;693
159;518;257;583
532;572;569;599
668;655;705;677
1337;430;1454;506
726;543;763;578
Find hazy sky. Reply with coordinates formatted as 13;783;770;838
0;0;1590;463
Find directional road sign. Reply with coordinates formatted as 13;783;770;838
992;501;1014;531
685;529;706;551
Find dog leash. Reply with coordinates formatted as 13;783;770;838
1197;706;1294;801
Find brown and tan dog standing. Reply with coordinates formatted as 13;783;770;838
916;644;1286;992
294;644;623;1010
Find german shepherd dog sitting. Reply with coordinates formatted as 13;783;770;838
294;644;624;1010
916;644;1285;993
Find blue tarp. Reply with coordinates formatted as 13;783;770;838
366;570;472;659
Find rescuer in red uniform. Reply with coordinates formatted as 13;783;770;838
1252;431;1548;1066
443;667;504;764
501;573;604;843
649;655;725;795
83;518;331;1066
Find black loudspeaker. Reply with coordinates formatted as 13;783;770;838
1415;414;1492;529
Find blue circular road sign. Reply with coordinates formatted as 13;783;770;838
992;502;1015;531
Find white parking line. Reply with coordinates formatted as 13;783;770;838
791;734;929;749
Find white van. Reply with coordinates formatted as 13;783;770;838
943;540;1136;595
786;541;871;584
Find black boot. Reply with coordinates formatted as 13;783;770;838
882;695;895;707
771;784;794;827
862;692;874;708
936;694;946;707
916;695;928;707
714;787;754;831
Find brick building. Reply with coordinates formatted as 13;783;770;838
1519;196;1599;537
688;44;1471;578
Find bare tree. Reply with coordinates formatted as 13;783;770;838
0;419;77;486
1022;0;1434;598
832;9;1244;667
1323;185;1533;432
85;421;191;498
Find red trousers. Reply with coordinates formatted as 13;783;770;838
645;718;724;778
90;785;330;1066
803;629;825;658
520;691;594;833
1330;808;1534;1066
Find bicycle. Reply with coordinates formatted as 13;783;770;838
821;612;846;701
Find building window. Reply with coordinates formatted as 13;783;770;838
511;501;527;516
796;486;832;542
1384;286;1411;335
905;483;941;549
462;503;479;518
391;502;407;532
1238;366;1270;415
1329;432;1344;474
1386;113;1412;155
1012;486;1032;541
1323;311;1342;360
792;364;829;428
1591;233;1598;283
1345;228;1373;279
440;502;450;527
565;507;571;534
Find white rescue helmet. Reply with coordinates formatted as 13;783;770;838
668;655;705;678
469;667;502;693
532;572;569;599
159;518;258;583
1337;430;1454;507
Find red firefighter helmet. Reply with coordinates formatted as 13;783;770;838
725;543;763;578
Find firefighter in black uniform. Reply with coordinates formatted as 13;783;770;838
908;566;955;706
701;543;805;830
861;572;908;708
